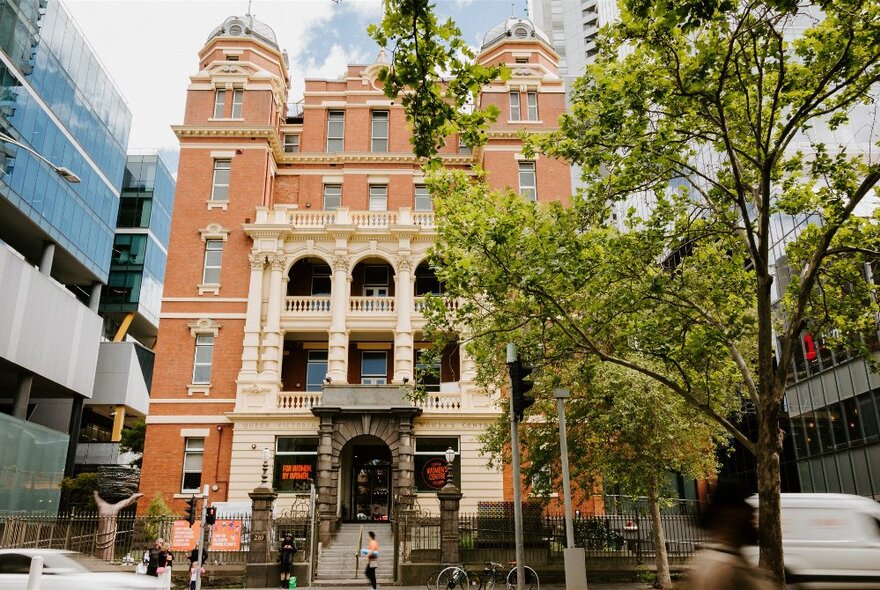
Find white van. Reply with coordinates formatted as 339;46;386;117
745;493;880;588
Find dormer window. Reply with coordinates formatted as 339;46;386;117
513;26;529;39
228;23;243;35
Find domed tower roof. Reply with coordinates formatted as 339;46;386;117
480;17;552;51
207;14;279;51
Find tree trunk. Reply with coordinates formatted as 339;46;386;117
648;477;672;590
756;400;786;589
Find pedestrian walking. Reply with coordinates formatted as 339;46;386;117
277;532;297;588
360;530;379;590
145;538;166;577
189;559;205;590
160;544;174;590
678;479;772;590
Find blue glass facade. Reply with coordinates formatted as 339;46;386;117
0;0;131;282
100;154;175;328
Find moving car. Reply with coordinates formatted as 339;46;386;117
0;549;156;590
746;493;880;589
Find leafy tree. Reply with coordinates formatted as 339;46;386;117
408;1;880;586
120;421;146;455
368;0;505;162
60;472;99;513
120;421;146;467
481;361;727;589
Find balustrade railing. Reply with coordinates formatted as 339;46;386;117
349;296;395;312
350;211;398;227
277;391;322;410
413;392;462;411
284;296;332;313
288;210;336;227
413;297;460;313
280;209;434;230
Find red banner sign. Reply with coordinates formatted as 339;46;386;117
422;457;449;489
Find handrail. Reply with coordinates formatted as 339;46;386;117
355;525;364;577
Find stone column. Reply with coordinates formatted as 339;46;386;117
327;256;350;383
393;258;414;383
437;477;463;566
314;410;339;544
39;241;55;275
247;480;278;588
240;253;266;379
261;253;285;379
459;337;477;384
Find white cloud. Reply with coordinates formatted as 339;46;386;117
340;0;383;17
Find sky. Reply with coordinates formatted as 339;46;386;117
64;0;527;175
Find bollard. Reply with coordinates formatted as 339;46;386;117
27;556;43;590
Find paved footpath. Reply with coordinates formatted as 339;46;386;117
252;584;650;590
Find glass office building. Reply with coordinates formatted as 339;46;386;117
101;154;174;336
1;0;131;284
0;0;132;512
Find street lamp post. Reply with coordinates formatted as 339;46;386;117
0;130;81;183
444;446;455;487
553;388;589;589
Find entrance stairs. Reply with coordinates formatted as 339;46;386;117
314;523;394;586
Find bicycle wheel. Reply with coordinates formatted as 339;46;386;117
464;569;483;590
482;573;497;590
506;565;537;590
426;569;442;590
437;566;468;590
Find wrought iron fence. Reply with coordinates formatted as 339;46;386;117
0;513;255;566
399;496;707;567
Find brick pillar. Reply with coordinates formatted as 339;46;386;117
247;482;278;588
437;479;463;566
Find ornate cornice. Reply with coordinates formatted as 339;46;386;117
173;125;282;154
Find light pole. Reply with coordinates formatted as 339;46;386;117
0;130;81;183
553;388;588;589
444;446;455;487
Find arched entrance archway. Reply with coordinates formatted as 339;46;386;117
340;435;392;521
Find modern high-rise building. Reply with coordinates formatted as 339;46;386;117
138;13;570;538
75;152;175;470
0;0;133;511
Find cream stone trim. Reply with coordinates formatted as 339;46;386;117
181;428;210;438
199;222;232;242
207;201;229;211
163;297;248;302
209;150;238;158
163;312;246;319
368;175;390;184
321;101;347;107
151;398;235;403
186;384;212;396
189;318;222;337
506;120;544;125
197;283;222;295
322;175;344;184
146;415;231;424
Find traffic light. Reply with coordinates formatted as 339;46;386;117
508;357;535;422
205;506;216;526
184;496;197;527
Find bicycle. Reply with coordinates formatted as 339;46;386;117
430;563;483;590
480;561;538;590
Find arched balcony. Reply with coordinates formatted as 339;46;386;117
349;258;396;314
285;257;332;313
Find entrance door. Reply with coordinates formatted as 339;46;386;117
352;462;391;521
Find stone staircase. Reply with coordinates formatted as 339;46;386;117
314;523;394;586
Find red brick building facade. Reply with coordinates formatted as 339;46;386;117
140;14;571;535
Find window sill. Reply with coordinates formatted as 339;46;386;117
187;384;212;396
198;283;221;295
207;201;229;211
174;492;201;499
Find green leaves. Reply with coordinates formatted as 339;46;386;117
369;0;504;163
